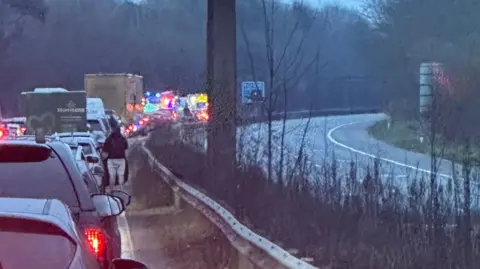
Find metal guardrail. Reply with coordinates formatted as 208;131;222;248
176;106;381;128
140;139;320;269
141;107;381;268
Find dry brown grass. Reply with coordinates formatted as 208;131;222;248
126;143;236;269
145;128;480;269
128;145;173;210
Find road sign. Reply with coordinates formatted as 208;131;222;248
241;81;265;103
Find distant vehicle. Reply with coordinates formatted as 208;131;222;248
33;87;69;93
22;90;88;134
55;132;102;149
2;117;27;136
0;138;128;268
0;123;8;139
87;98;111;143
85;73;143;123
0;197;149;269
150;109;176;125
64;140;105;193
158;91;178;110
130;114;151;135
186;93;208;113
105;109;122;130
196;110;209;122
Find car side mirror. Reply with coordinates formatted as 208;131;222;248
91;194;125;217
110;259;148;269
110;190;131;207
86;154;99;164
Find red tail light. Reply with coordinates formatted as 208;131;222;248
198;112;209;121
139;120;144;125
0;129;4;138
85;228;106;258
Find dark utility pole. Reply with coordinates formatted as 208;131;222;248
206;0;237;188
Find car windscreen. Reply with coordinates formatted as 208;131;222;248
0;217;76;269
78;143;93;155
87;119;103;132
0;145;79;207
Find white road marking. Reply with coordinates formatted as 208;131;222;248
118;212;135;259
326;121;453;179
116;138;145;260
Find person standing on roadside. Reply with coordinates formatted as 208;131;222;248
102;126;128;191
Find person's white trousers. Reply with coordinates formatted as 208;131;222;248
107;158;126;188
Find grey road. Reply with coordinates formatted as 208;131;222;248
239;113;479;199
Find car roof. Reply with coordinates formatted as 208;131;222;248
0;139;53;147
56;132;93;137
61;138;80;147
0;197;78;242
60;136;93;144
0;140;96;211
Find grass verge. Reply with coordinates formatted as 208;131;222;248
126;143;235;268
367;119;480;163
146;127;480;269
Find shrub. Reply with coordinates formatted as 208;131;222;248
146;127;480;269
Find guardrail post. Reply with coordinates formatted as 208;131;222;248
172;186;184;210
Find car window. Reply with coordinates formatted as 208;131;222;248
87;120;103;132
0;217;76;269
0;145;79;207
78;164;100;194
79;143;93;155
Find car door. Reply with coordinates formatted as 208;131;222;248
75;148;100;194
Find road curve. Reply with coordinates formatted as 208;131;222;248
323;114;480;200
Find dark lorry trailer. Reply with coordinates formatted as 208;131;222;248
22;91;88;135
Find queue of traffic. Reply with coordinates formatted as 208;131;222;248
0;83;149;268
0;74;211;268
0;131;148;269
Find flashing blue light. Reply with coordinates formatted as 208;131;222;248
155;93;160;98
145;91;151;96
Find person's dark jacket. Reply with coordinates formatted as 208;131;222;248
102;130;129;186
103;130;128;159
